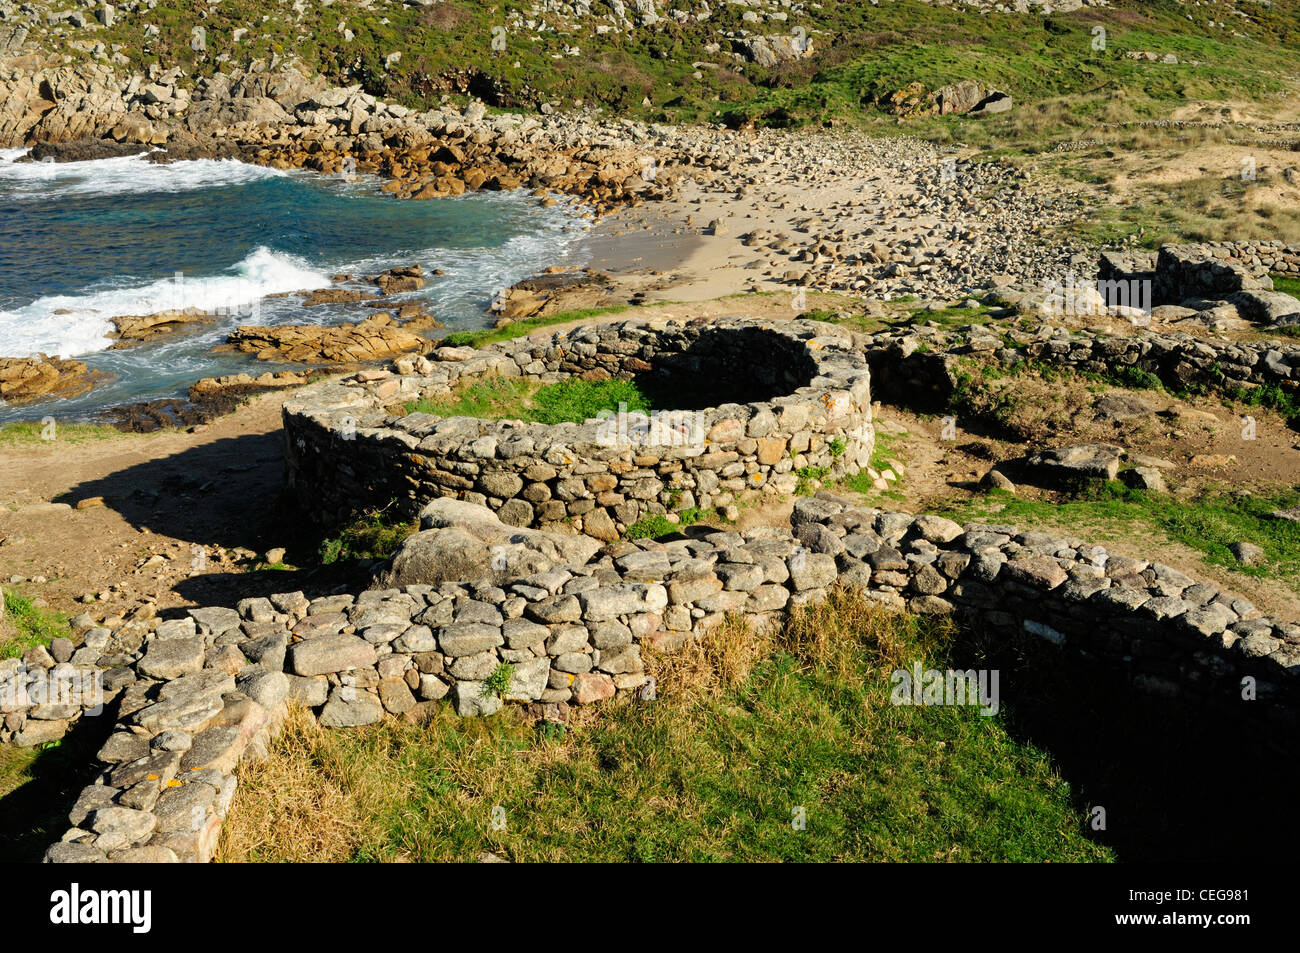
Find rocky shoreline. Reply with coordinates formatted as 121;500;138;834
0;58;1252;430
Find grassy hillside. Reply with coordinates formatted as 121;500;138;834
29;0;1300;131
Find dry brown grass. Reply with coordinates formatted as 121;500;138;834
218;593;955;863
216;704;420;862
646;613;773;696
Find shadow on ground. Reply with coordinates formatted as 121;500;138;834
957;627;1300;862
50;431;377;610
0;705;117;863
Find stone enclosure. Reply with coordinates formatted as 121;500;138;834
281;316;877;537
9;311;1300;864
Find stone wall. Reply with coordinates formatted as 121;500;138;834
1204;240;1300;278
20;315;1300;864
31;494;1299;863
860;320;1300;411
282;317;876;537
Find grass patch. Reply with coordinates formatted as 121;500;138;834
841;432;906;498
942;482;1300;583
529;378;651;425
1273;275;1300;299
0;422;125;447
794;465;830;496
0;722;115;862
1227;382;1300;428
1105;364;1165;392
0;590;70;659
438;307;631;350
316;512;419;566
404;377;537;420
218;590;1110;863
624;514;679;541
406;377;652;425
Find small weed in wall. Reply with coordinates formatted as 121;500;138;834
482;663;514;700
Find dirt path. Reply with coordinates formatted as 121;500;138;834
0;392;293;622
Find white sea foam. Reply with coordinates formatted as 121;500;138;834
0;150;287;200
0;247;328;358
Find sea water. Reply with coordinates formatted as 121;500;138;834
0;148;589;422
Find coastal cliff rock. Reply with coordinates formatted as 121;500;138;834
490;269;618;324
108;308;215;346
0;354;105;404
225;313;431;364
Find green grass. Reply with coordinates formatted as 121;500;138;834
0;590;70;659
529;378;651;425
219;593;1111;862
0;422;125;447
841;432;907;499
35;0;1300;134
437;306;631;350
404;377;537;420
1105;364;1165;392
941;483;1300;582
0;725;113;863
1227;383;1300;427
794;465;830;496
624;514;679;541
316;512;419;566
407;377;652;425
482;663;514;699
1273;275;1300;299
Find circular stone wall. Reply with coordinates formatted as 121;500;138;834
282;316;875;539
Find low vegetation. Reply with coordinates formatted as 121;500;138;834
943;483;1300;583
405;377;652;425
315;512;419;566
218;591;1110;862
0;590;69;659
437;307;631;350
0;422;125;447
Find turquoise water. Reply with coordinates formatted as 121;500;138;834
0;149;589;422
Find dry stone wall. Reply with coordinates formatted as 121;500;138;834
30;493;1300;863
17;314;1300;865
860;320;1300;411
282;317;876;537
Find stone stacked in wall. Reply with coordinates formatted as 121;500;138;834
1099;241;1300;287
858;320;1300;409
1201;240;1300;278
1096;242;1300;326
1;640;111;747
282;317;876;535
31;494;1300;863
